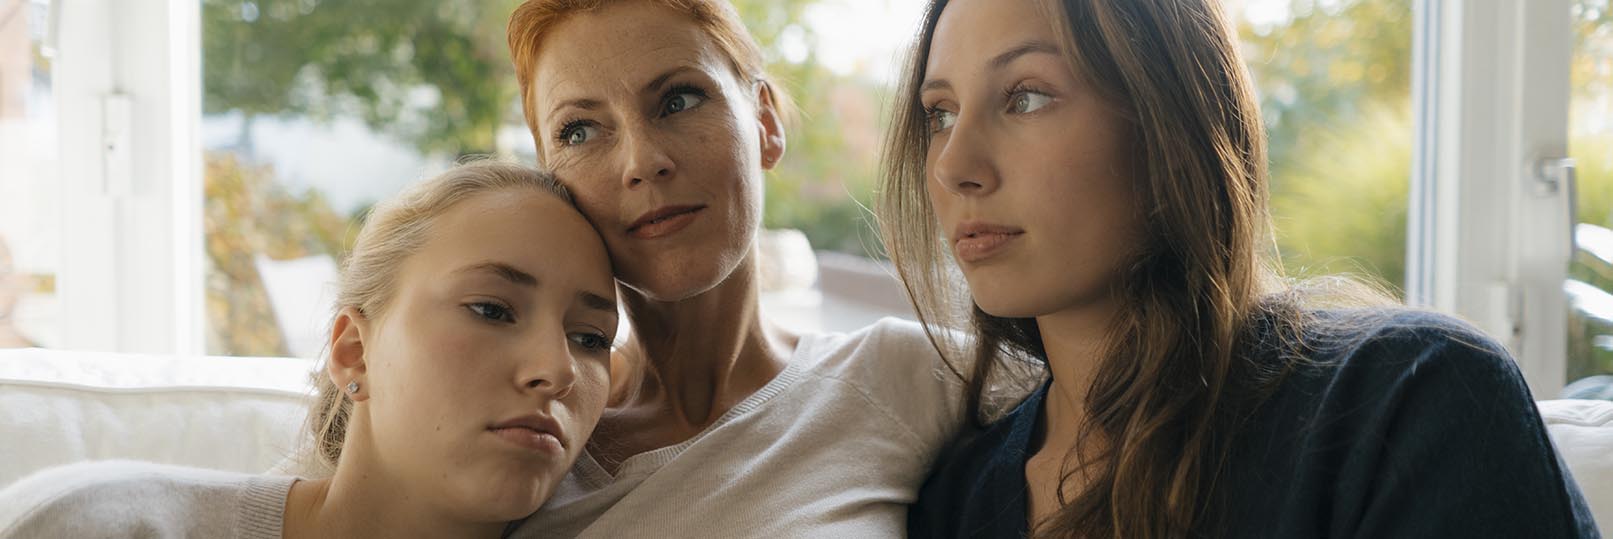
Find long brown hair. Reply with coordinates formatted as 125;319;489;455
879;0;1387;537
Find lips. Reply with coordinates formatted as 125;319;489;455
953;221;1025;264
627;205;706;240
488;414;566;455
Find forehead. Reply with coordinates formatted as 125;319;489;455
415;190;611;285
531;3;732;102
926;0;1056;76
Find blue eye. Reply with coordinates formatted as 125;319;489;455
467;302;516;324
557;121;598;146
661;87;707;117
569;332;611;352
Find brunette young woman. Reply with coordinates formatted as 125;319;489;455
880;0;1602;537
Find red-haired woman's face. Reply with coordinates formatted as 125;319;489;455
526;2;785;302
920;0;1140;319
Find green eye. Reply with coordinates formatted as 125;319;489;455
927;108;957;133
1010;91;1053;114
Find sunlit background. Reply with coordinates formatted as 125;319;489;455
0;0;1610;390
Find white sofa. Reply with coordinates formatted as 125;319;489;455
1;347;1610;530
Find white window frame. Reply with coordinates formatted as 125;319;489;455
1408;0;1576;397
52;0;202;354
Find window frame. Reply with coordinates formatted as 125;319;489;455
1408;0;1576;396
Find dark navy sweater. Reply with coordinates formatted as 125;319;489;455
908;310;1602;538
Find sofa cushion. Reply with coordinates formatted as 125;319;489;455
0;348;315;487
1540;399;1613;530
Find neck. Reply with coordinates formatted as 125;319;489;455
617;253;796;428
1032;301;1117;454
283;426;504;539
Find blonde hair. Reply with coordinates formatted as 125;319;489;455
506;0;793;162
302;160;574;472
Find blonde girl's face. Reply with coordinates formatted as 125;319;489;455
920;0;1142;319
345;189;616;522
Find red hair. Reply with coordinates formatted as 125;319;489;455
507;0;789;159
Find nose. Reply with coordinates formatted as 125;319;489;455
620;124;675;190
518;329;578;400
930;115;999;197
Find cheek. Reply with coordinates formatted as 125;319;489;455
562;358;612;438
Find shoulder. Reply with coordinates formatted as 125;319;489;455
1296;308;1518;389
790;318;977;451
0;461;281;538
793;317;956;386
798;317;938;362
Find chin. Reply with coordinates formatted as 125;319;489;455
619;238;752;302
967;280;1067;320
456;477;556;521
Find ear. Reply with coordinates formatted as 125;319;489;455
327;306;372;402
755;81;787;171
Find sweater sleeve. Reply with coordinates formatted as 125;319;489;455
0;461;293;539
1338;316;1602;538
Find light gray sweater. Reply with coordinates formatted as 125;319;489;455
0;461;295;539
512;317;993;538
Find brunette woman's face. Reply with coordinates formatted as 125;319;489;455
339;190;616;522
920;0;1141;319
527;2;785;301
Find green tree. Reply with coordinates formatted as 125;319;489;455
203;0;522;155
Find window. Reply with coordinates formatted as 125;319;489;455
0;0;58;348
1566;0;1613;394
201;0;527;357
1240;0;1414;294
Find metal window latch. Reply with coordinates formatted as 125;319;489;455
1531;156;1579;259
1531;157;1577;197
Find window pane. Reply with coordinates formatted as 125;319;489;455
1239;0;1414;294
0;0;58;348
1566;0;1613;394
202;0;527;357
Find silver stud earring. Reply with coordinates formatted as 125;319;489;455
346;381;360;395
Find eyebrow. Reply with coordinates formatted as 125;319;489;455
547;97;603;120
990;40;1061;70
544;65;702;122
458;262;539;287
454;262;618;315
919;40;1063;95
643;66;700;95
574;291;613;315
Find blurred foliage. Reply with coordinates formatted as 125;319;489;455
1240;0;1413;179
1268;104;1409;289
730;0;890;257
1569;133;1613;381
204;153;353;356
203;0;522;155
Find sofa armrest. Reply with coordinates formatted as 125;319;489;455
0;348;316;487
